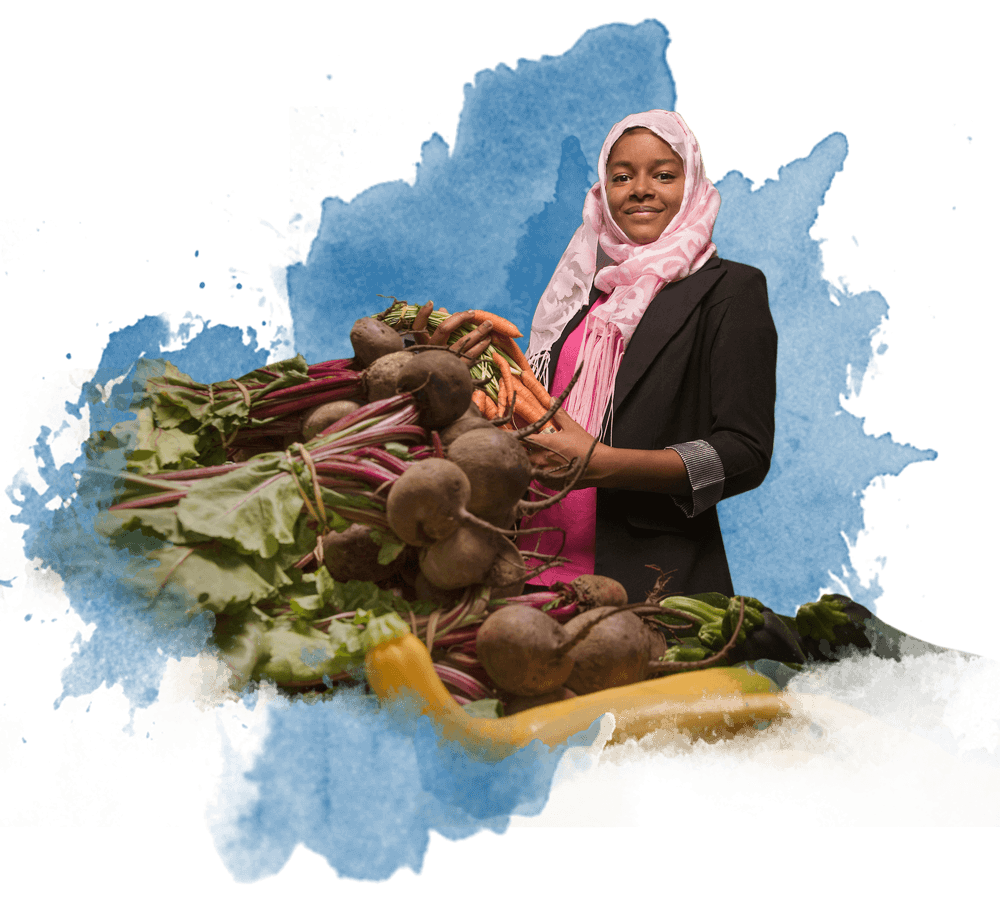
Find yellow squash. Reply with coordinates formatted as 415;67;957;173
365;631;791;760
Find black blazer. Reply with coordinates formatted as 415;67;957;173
545;256;777;602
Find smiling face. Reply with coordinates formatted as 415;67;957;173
605;128;686;244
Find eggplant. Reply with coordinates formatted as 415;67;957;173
726;609;808;665
796;593;878;662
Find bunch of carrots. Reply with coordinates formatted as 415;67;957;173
375;299;554;430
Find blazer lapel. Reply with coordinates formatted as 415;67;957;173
612;258;726;412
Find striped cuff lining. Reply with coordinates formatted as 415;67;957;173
669;440;725;518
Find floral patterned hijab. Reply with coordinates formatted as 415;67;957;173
525;110;720;436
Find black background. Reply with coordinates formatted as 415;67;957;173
0;12;980;860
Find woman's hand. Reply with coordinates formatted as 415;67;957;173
524;408;691;494
411;303;493;364
523;408;607;483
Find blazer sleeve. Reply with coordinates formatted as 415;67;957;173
667;266;777;515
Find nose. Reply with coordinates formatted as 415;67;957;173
630;172;653;198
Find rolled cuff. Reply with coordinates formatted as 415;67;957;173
668;440;725;518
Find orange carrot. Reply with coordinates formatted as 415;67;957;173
495;375;508;416
494;350;515;409
472;389;498;420
508;377;547;423
491;332;530;369
520;372;551;410
469;310;522;339
482;395;499;421
491;333;552;408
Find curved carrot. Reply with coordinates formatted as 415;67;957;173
494;350;515;409
472;389;498;420
491;332;531;370
469;311;522;339
495;375;508;416
509;377;547;424
492;334;552;408
520;372;552;410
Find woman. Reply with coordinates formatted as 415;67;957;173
522;110;777;602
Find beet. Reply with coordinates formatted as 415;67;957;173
229;437;283;463
418;525;500;591
646;625;668;664
363;351;414;403
301;400;363;441
395;350;474;429
447;426;532;525
350;317;404;368
484;537;528;598
438;404;493;447
475;604;577;696
412;571;465;607
563;606;650;695
476;602;641;697
320;524;399;583
572;574;629;608
386;458;471;546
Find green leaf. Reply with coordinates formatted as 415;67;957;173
369;528;406;565
144;356;312;445
176;453;304;558
326;579;435;619
97;505;205;546
255;617;360;685
212;609;269;690
463;698;503;719
126;543;278;615
360;612;410;652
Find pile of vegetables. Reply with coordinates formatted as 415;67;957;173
93;300;962;719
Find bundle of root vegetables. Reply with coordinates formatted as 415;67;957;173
94;302;943;714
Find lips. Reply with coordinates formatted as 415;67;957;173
626;207;662;215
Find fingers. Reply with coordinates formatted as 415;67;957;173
428;309;476;346
410;302;436;345
452;320;493;364
523;431;569;470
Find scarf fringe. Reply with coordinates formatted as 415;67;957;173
526;349;551;393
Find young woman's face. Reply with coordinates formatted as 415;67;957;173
605;128;686;244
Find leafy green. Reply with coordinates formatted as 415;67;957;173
463;698;503;719
176;453;304;558
360;612;411;652
125;543;278;615
326;579;436;618
213;609;269;690
369;528;406;565
123;406;203;474
145;356;311;436
255;617;362;684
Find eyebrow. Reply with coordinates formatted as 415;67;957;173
607;158;681;170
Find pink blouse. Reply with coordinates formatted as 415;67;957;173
522;311;598;586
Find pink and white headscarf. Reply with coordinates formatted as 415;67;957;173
525;110;721;437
